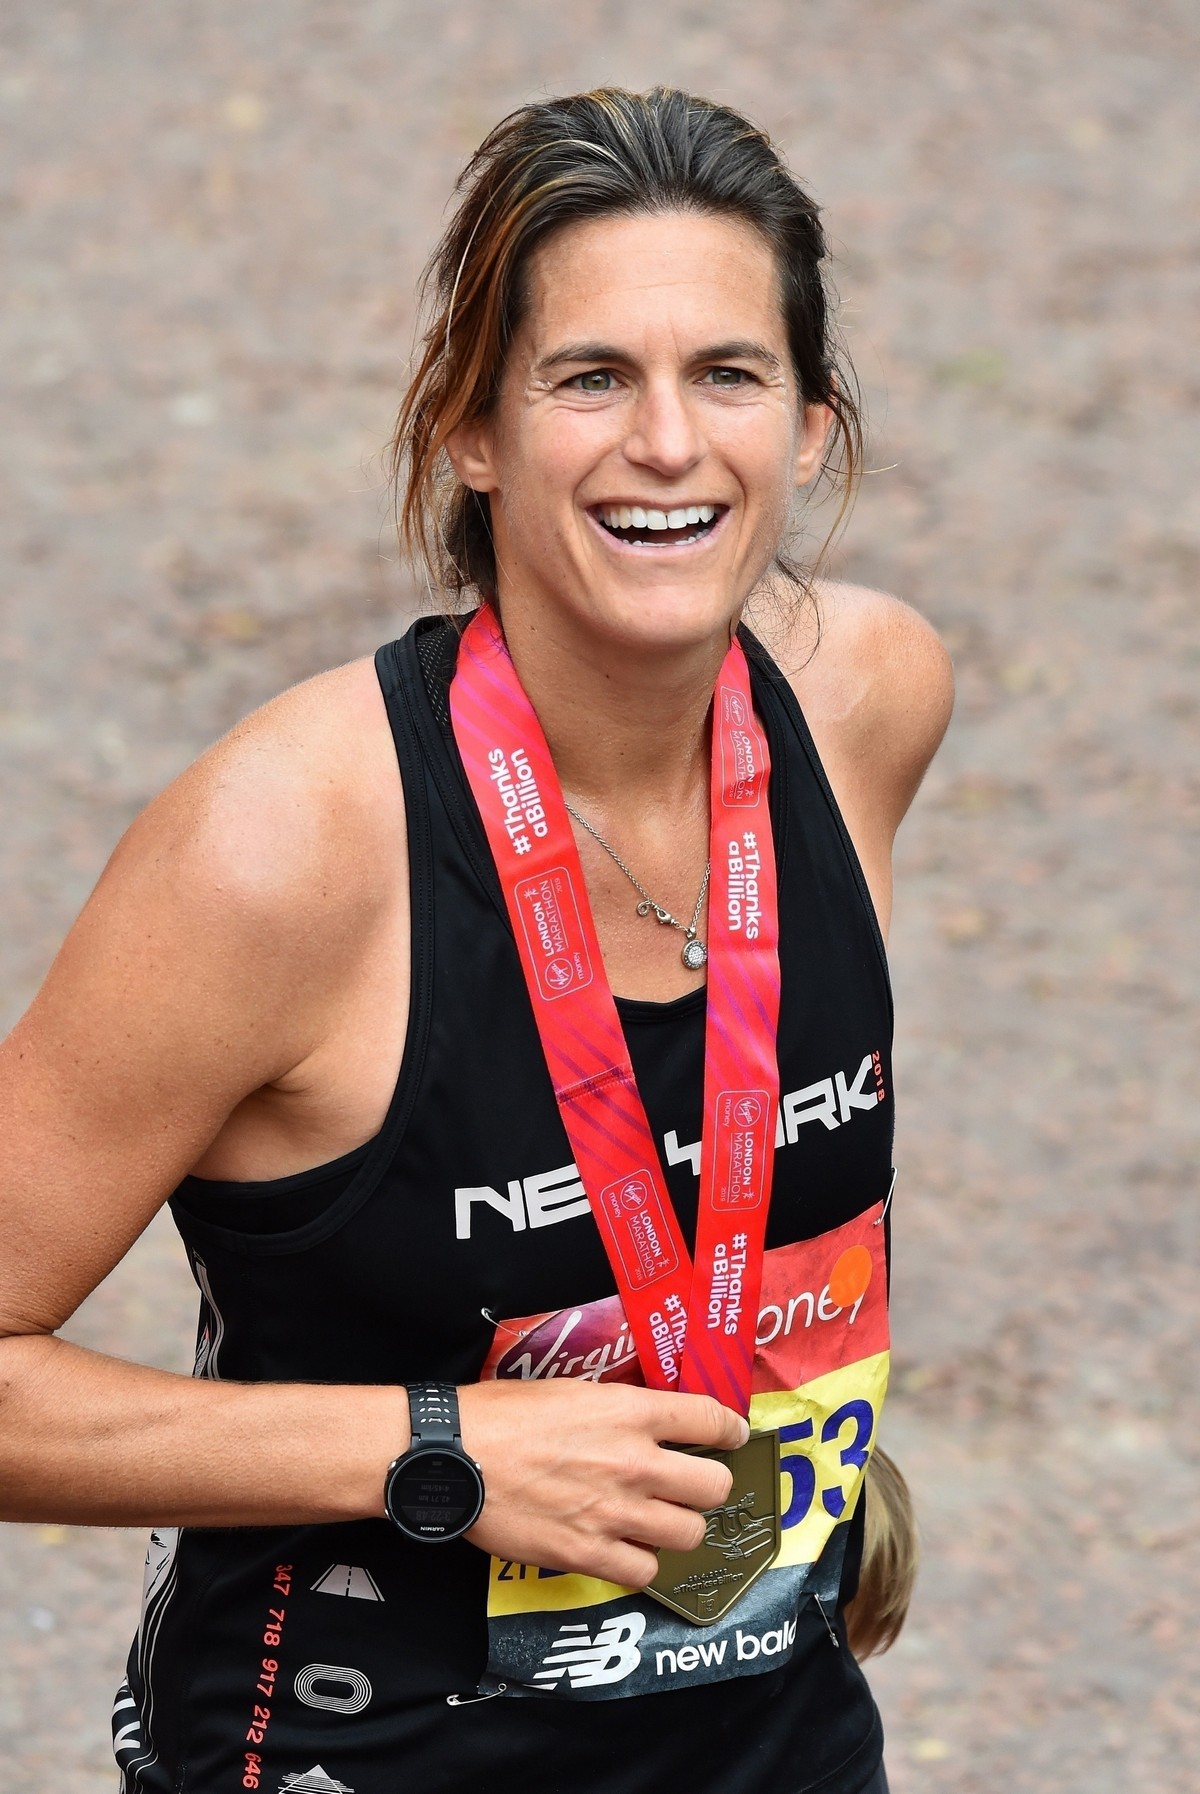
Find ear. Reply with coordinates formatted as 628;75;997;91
793;402;834;489
446;417;500;494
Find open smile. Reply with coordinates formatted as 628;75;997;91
588;502;727;550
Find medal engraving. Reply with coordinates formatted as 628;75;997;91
647;1431;781;1625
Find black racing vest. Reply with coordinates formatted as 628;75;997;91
113;615;894;1794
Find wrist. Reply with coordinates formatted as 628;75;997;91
329;1384;410;1522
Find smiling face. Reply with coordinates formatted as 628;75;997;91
448;210;831;658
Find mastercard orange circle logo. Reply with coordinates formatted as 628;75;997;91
828;1244;873;1308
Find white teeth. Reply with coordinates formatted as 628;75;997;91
596;503;721;535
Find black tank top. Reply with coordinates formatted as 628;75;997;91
113;615;894;1794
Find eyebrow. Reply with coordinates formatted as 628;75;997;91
532;338;785;375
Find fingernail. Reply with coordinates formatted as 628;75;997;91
736;1416;750;1445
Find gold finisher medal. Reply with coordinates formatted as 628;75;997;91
647;1431;782;1626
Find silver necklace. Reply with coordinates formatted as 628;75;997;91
564;802;710;971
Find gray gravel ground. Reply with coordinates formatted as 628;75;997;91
2;3;1197;1790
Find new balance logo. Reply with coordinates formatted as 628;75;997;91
532;1612;645;1688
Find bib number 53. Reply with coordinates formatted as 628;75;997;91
779;1399;875;1528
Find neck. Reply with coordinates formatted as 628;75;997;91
494;600;736;814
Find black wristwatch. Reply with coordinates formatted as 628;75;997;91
384;1383;485;1543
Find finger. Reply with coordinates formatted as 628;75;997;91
466;1520;658;1592
654;1393;750;1451
590;1540;660;1590
629;1498;708;1555
646;1448;734;1512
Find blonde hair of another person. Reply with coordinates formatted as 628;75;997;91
844;1448;919;1660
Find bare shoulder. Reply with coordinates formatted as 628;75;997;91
755;579;955;838
748;580;953;941
32;648;407;1086
168;653;403;926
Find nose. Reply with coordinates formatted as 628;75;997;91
622;376;705;479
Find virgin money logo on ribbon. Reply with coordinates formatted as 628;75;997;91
600;1171;679;1289
514;868;593;1000
712;1089;771;1211
718;686;761;803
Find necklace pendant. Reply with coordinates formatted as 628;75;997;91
682;937;708;971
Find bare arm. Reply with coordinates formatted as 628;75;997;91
0;662;741;1582
0;663;410;1526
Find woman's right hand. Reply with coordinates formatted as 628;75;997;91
457;1378;748;1588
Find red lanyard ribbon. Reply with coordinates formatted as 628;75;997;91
450;606;781;1414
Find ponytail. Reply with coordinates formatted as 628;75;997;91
843;1448;919;1660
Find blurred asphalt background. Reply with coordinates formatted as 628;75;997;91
1;3;1197;1790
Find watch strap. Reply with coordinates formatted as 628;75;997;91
406;1381;462;1450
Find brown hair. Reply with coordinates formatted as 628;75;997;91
388;85;864;602
844;1447;919;1660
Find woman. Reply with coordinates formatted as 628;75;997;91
0;88;949;1793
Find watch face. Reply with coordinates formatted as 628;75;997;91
386;1447;484;1541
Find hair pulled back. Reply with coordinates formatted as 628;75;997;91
389;85;864;601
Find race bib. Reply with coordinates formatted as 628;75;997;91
478;1202;890;1699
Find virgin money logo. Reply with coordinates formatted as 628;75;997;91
545;957;574;991
619;1177;649;1211
733;1097;762;1128
724;690;749;726
492;1299;640;1384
